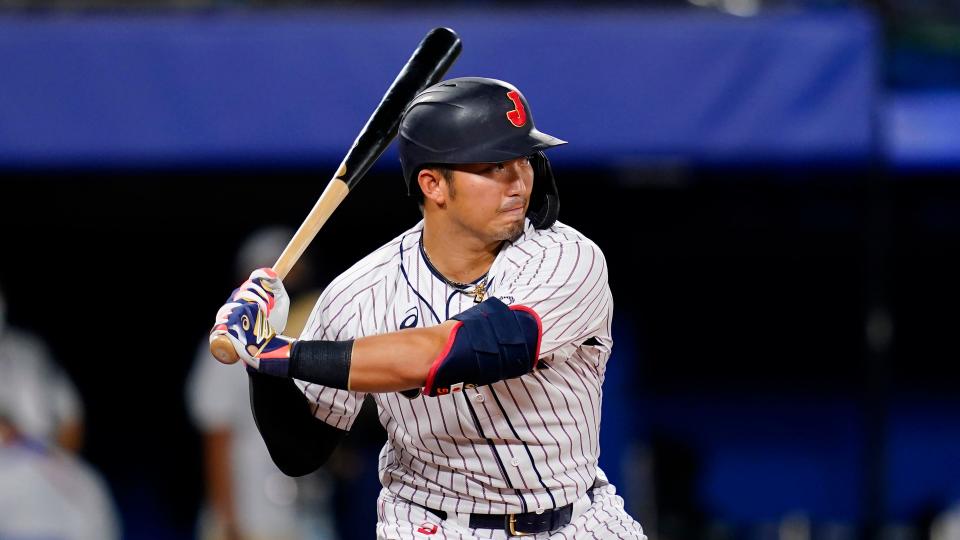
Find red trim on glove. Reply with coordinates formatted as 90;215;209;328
259;343;292;360
422;321;464;396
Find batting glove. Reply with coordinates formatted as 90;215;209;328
209;268;294;375
210;300;296;376
227;267;290;334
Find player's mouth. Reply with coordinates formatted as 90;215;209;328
498;199;527;215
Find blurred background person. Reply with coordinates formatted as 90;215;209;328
0;285;120;539
932;502;960;540
0;284;84;452
186;226;337;540
0;414;121;540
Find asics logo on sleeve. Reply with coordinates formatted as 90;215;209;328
400;307;419;329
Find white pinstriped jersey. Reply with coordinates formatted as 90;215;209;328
296;218;613;516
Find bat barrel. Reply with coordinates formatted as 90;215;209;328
339;27;462;189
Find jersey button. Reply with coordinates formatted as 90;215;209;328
510;457;521;466
474;394;485;403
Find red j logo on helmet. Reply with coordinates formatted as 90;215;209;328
505;90;527;127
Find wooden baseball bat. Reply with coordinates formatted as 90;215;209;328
211;27;462;364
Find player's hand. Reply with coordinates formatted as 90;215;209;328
210;300;296;376
227;267;290;334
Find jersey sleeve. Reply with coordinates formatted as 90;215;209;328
497;235;613;363
294;290;368;431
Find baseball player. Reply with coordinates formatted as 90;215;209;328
211;77;646;539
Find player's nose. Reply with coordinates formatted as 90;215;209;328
503;157;530;196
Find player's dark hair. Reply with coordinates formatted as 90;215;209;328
413;165;454;210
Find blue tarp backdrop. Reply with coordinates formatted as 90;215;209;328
0;9;878;168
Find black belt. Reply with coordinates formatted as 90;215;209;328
423;488;594;536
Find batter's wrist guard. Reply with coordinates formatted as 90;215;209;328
287;340;354;390
422;297;542;397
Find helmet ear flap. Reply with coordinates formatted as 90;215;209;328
526;151;559;230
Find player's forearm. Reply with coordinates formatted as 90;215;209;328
348;321;457;392
290;320;457;393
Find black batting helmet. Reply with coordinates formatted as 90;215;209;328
398;77;566;230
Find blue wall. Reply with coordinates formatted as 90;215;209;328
0;9;876;168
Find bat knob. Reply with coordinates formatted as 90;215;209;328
210;336;240;365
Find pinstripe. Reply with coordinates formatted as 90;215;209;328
435;395;471;514
476;393;532;493
502;254;523;269
320;257;394;318
383;275;395;330
448;395;495;505
522;248;548;288
399;394;449;510
560;294;610;354
321;281;376;335
542;299;609;358
464;394;518;499
540;235;567;285
565;353;603;452
539;366;592;469
319;246;396;314
510;379;584;491
528;369;593;489
489;386;555;510
596;501;634;538
332;312;356;340
543;255;602;335
537;245;595;330
369;286;379;333
513;243;534;258
298;219;628;523
418;397;458;469
545;263;607;344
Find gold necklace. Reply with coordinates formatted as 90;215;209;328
419;237;488;303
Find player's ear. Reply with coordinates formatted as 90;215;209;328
418;168;447;208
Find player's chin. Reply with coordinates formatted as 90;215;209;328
491;214;526;241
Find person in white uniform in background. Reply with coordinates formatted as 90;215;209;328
0;285;84;451
188;226;336;540
0;285;120;540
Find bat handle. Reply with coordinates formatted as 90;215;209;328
210;335;240;364
208;176;350;366
273;175;351;280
